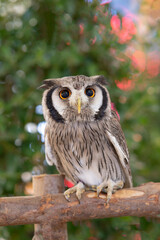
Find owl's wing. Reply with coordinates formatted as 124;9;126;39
44;124;65;174
106;110;132;188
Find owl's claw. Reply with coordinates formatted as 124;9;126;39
64;182;85;203
97;184;104;197
97;179;124;203
64;180;124;203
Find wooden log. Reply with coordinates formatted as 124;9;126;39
32;174;68;240
0;180;160;227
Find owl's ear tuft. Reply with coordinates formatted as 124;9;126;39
38;79;57;90
93;75;108;86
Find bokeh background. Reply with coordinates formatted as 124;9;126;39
0;0;160;239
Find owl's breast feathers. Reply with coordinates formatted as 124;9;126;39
45;113;132;188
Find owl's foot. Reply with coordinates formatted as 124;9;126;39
64;182;85;202
97;179;124;204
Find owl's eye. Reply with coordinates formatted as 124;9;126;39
85;88;95;98
59;89;71;99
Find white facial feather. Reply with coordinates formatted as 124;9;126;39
69;88;88;109
51;89;66;116
89;86;103;114
42;80;111;123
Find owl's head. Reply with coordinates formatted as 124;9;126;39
40;75;111;123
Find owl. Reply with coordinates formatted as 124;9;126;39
40;75;132;203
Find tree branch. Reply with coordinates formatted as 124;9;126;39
0;182;160;227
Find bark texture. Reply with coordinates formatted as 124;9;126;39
0;179;160;227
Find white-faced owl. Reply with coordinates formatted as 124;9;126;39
40;75;132;202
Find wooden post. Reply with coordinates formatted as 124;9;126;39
32;174;68;240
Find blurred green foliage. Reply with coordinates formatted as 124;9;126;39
0;0;160;239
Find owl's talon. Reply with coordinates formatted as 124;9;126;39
64;182;85;203
76;188;85;202
64;194;71;202
96;179;124;204
107;179;124;204
96;181;108;196
96;185;103;197
113;180;124;190
64;186;76;201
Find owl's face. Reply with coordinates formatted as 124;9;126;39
40;75;111;123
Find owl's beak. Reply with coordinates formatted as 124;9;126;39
77;97;81;114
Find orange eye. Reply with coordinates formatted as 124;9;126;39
85;88;95;98
59;89;71;99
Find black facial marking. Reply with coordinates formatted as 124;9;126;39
46;87;65;123
94;85;108;120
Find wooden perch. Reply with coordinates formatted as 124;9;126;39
32;174;68;240
0;178;160;228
